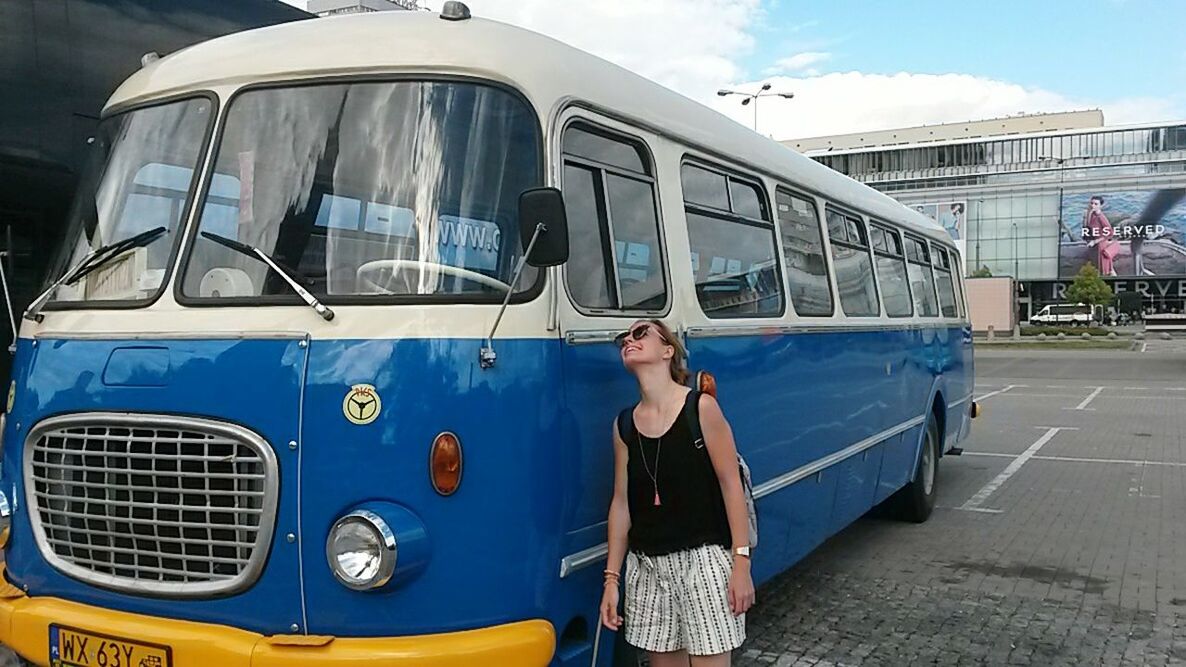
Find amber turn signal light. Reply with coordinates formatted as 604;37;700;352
430;432;463;496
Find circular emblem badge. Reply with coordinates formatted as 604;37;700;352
343;384;381;425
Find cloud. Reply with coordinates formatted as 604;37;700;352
459;0;762;100
764;51;830;76
709;71;1186;140
275;1;1182;141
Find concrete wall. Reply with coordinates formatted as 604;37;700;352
784;110;1104;153
966;277;1015;334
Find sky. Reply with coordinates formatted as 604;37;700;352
278;0;1185;140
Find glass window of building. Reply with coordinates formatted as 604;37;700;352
825;207;879;317
871;223;912;317
775;189;833;316
932;244;958;317
683;164;783;318
561;123;667;312
904;236;938;317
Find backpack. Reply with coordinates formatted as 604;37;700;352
683;388;759;549
618;384;758;548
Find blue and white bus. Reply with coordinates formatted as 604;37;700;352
0;5;974;666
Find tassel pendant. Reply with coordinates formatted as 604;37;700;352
653;490;662;507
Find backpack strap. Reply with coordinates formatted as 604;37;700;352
682;389;705;449
616;404;637;444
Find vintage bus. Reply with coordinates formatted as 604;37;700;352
0;5;974;666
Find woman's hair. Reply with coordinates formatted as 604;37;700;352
1091;195;1105;205
646;319;689;385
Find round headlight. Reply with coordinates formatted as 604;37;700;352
326;510;396;590
0;489;11;549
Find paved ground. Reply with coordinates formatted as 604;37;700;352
737;348;1186;666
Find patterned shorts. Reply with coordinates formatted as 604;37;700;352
623;544;746;656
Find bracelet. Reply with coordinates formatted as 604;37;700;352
603;569;620;579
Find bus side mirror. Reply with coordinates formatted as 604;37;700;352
518;187;569;267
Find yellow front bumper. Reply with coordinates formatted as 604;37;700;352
0;567;555;667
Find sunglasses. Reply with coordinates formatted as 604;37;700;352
614;324;653;349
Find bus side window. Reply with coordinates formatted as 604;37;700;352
904;235;939;317
949;249;968;318
681;163;783;319
872;223;913;318
931;244;959;318
774;189;833;316
561;123;667;312
825;207;879;317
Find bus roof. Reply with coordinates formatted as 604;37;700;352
109;10;947;242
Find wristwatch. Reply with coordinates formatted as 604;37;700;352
733;546;751;558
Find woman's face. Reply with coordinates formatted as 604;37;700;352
616;320;672;371
1091;199;1103;211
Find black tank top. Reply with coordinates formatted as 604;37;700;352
620;390;732;556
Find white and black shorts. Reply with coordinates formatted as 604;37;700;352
623;544;746;656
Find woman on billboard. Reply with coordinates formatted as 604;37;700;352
1083;195;1119;276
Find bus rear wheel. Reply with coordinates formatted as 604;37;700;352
898;419;939;522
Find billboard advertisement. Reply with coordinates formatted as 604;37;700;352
912;201;965;241
1058;189;1186;278
912;201;967;274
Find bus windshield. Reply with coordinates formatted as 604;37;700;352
180;81;541;303
47;97;213;304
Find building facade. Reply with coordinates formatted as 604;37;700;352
790;113;1186;318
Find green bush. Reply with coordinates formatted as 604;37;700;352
1021;325;1110;337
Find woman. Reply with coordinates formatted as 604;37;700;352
1083;195;1119;276
599;319;755;666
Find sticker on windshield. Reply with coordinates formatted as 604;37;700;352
343;384;381;425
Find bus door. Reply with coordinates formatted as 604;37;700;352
552;116;670;573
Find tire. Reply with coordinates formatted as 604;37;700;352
899;419;939;523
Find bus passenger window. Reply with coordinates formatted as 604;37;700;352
825;208;879;317
682;164;783;319
904;236;939;317
872;224;913;318
562;123;667;312
932;244;959;318
775;189;832;316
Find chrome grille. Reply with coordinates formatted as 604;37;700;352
24;413;278;597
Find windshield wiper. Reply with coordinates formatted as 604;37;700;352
24;226;169;323
200;231;334;322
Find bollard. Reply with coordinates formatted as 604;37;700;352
987;325;995;342
1082;332;1091;340
1057;332;1066;340
1108;332;1117;339
1162;332;1173;341
1134;332;1145;340
1037;333;1047;341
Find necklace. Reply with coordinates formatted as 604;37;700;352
637;433;662;507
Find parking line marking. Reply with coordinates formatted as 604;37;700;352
1072;386;1105;410
958;427;1074;512
963;452;1186;468
975;385;1017;401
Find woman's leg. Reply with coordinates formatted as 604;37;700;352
689;651;731;667
649;649;691;666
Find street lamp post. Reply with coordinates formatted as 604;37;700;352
975;198;985;269
1039;156;1069;240
1011;222;1019;279
718;83;795;132
1011;221;1021;332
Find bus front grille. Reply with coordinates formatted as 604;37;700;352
23;413;279;597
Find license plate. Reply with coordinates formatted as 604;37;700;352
49;625;172;667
